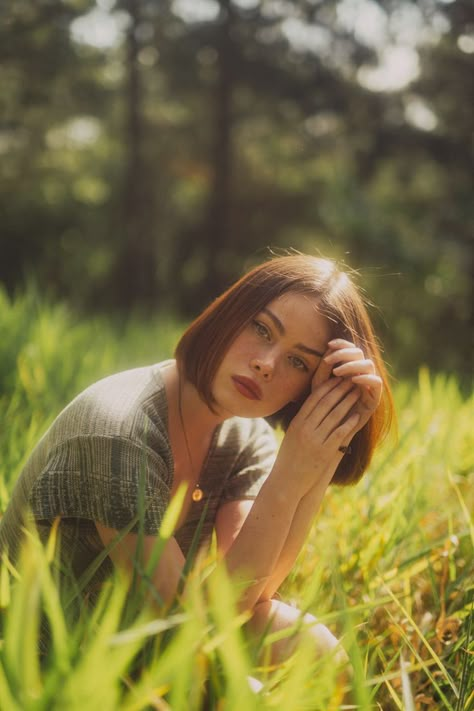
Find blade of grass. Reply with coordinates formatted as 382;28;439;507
381;579;459;697
456;590;473;711
400;652;416;711
448;471;474;548
385;609;456;710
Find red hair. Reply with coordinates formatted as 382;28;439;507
175;254;395;485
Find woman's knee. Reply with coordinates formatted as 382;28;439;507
248;599;346;664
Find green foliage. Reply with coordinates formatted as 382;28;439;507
0;284;183;496
0;294;473;709
1;0;472;377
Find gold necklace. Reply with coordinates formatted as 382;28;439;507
178;373;204;503
192;483;204;502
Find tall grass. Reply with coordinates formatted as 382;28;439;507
1;286;473;710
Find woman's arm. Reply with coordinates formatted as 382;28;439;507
95;522;185;609
96;342;381;613
255;478;328;602
216;476;329;604
216;377;362;611
216;340;383;606
96;376;358;613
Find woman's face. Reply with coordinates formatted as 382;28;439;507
211;292;331;419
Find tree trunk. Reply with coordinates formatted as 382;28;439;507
203;0;234;299
113;0;156;309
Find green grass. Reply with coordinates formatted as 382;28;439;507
1;286;473;710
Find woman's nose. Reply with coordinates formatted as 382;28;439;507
250;356;274;381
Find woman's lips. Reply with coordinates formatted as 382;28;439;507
231;376;262;400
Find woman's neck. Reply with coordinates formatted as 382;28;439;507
162;360;224;440
181;377;224;436
160;360;223;517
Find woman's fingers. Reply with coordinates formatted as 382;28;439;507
308;385;361;435
319;387;361;429
331;359;375;378
311;350;334;390
323;339;381;411
324;346;365;366
351;374;382;391
327;338;361;351
297;376;344;420
281;382;362;493
325;412;360;450
352;376;382;416
298;377;353;423
291;337;382;457
285;386;361;470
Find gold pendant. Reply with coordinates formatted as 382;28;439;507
192;486;203;502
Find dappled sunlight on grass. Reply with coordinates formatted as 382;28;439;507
0;293;472;709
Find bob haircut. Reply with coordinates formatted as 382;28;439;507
175;254;395;486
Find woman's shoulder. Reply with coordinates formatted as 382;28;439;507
77;362;165;404
46;363;171;450
216;415;278;454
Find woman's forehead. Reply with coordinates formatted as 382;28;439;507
264;292;322;315
261;293;331;343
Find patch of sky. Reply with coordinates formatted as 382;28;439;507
46;117;102;150
336;0;388;51
404;98;438;132
281;18;332;55
358;46;420;92
172;0;219;23
69;0;451;97
458;34;474;54
261;1;297;20
283;0;423;91
234;0;260;7
70;5;130;49
335;0;450;92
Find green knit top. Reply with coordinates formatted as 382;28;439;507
0;362;277;595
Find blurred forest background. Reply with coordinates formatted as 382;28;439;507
1;0;473;381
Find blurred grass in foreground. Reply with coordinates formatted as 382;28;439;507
0;286;473;710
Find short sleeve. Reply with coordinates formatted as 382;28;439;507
28;435;172;536
221;419;278;501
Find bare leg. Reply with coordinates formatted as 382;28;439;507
247;598;348;666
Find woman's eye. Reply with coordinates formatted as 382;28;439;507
253;320;271;340
289;355;308;372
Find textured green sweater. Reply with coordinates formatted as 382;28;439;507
0;362;277;595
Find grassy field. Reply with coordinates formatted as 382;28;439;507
0;287;473;710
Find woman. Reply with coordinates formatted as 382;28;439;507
0;253;394;661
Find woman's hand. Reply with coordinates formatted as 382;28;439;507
319;338;383;432
274;338;382;497
276;377;362;496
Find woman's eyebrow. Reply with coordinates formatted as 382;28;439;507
296;343;325;359
261;307;324;358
